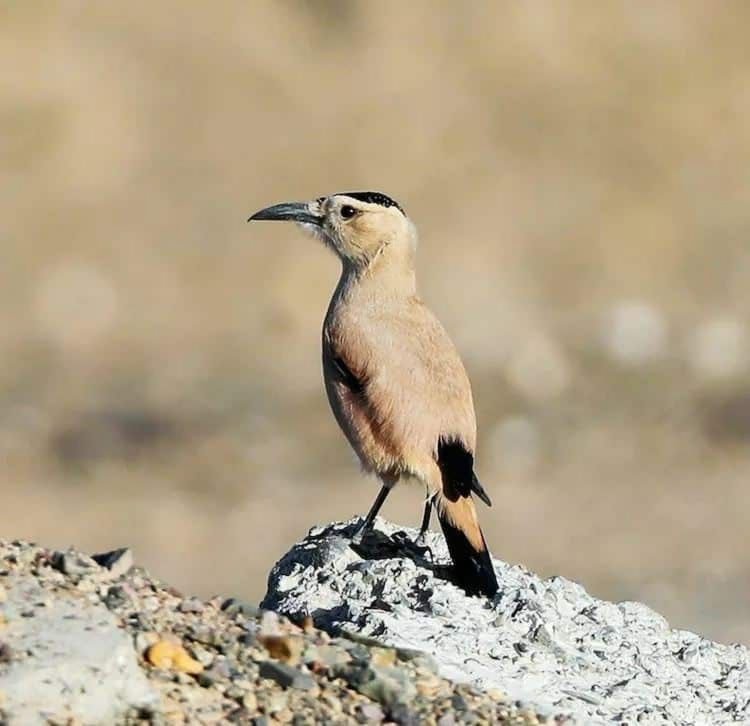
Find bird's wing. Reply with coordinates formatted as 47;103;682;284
326;296;477;468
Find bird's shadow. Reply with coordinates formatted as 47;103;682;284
344;521;456;586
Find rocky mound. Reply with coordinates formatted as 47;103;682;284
0;537;547;725
263;519;750;725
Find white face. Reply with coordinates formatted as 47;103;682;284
314;194;413;265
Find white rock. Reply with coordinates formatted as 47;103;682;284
263;518;750;725
0;576;157;724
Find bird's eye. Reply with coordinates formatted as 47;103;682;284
340;205;357;219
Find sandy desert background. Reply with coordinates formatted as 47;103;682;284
3;2;750;643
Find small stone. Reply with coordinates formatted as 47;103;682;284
91;547;134;579
259;634;303;665
450;693;469;711
135;631;159;655
146;640;204;674
190;644;214;667
210;658;232;679
140;596;161;613
178;597;205;614
263;690;288;714
321;692;343;713
0;642;14;664
50;550;97;576
242;692;258;711
312;644;351;668
388;703;420;726
357;703;384;722
103;585;130;610
349;665;416;708
259;610;281;636
275;708;294;723
189;626;222;647
259;660;316;690
197;668;223;688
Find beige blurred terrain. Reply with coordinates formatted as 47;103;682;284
3;2;750;643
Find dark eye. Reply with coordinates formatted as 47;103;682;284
340;205;356;219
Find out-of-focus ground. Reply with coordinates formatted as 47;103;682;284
3;2;750;643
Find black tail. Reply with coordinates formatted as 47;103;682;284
435;439;498;598
437;497;498;598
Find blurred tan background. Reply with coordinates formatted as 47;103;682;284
3;2;750;643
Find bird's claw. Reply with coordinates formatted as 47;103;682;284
414;540;434;562
350;517;372;546
392;530;434;561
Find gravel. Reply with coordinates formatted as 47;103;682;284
263;518;750;725
0;537;551;725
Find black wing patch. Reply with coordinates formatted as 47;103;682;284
331;352;366;396
437;438;492;507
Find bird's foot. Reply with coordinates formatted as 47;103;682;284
415;541;435;562
350;518;371;545
392;530;434;562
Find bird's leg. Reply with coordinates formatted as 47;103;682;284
407;491;437;561
416;491;437;544
351;476;396;542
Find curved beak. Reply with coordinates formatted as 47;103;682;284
247;201;322;227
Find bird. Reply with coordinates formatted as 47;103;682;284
248;191;498;598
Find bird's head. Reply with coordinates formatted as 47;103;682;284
249;191;416;269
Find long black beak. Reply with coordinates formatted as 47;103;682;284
247;201;321;226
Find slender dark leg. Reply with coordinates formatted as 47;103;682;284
416;492;437;543
352;481;394;541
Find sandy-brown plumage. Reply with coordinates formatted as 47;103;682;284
325;276;475;471
250;191;498;597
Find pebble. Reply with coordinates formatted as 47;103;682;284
357;702;384;722
259;661;316;691
146;640;204;674
178;597;205;614
307;643;351;668
91;547;134;579
50;550;97;576
259;633;303;664
241;691;258;711
221;597;261;618
0;643;14;664
191;643;214;668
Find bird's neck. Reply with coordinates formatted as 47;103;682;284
327;252;417;329
343;248;417;299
